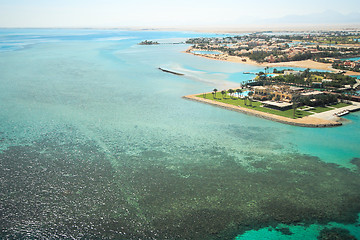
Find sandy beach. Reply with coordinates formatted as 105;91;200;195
345;71;360;76
186;47;360;75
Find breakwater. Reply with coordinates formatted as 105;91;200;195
158;68;184;76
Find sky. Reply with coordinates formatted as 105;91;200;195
0;0;359;28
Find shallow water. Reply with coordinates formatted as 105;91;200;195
191;50;222;55
342;57;360;61
0;29;360;239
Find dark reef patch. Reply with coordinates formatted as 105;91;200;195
317;227;356;240
275;227;293;235
351;158;360;169
0;141;149;239
1;136;360;239
0;131;5;143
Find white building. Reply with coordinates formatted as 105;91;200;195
284;70;302;76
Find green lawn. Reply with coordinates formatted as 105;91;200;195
330;102;351;108
309;75;324;81
197;93;313;119
302;103;351;113
306;106;332;113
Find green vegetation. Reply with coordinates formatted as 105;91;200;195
330;102;351;108
243;51;272;63
294;102;350;113
309;75;324;81
270;70;357;90
212;88;218;98
273;68;293;74
312;35;360;45
197;93;313;119
300;94;343;107
306;106;332;113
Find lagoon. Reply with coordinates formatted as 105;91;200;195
191;50;222;55
342;57;360;61
0;29;359;240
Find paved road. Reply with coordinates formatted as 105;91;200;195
354;79;360;89
312;101;360;121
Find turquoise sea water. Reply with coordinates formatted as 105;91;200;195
232;91;251;98
237;214;360;240
342;57;360;61
0;29;360;239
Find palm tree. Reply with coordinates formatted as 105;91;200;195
264;66;269;74
292;94;300;118
248;91;253;106
292;102;297;118
236;89;242;99
228;89;234;99
244;96;248;106
213;88;218;99
221;90;226;99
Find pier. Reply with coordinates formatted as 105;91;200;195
158;68;184;76
311;101;360;121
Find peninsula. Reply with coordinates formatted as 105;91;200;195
183;92;359;127
182;69;360;127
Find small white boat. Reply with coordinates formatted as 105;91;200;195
335;110;349;117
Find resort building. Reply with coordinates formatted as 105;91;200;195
322;79;333;83
252;85;296;102
284;70;302;76
262;101;293;110
253;86;268;95
300;90;324;97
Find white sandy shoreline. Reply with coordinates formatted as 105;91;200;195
185;47;360;76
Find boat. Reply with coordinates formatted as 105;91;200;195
335;110;350;117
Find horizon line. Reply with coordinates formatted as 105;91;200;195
1;24;360;33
